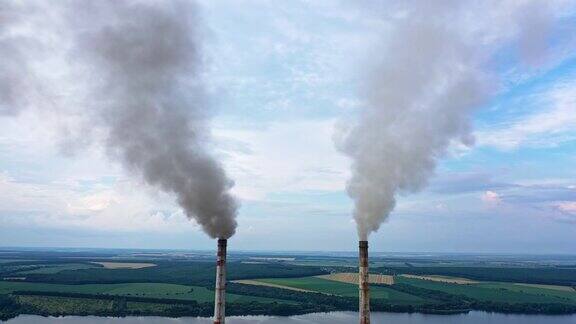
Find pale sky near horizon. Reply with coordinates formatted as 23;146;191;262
1;1;576;253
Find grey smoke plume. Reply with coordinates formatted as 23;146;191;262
338;0;561;240
0;0;238;239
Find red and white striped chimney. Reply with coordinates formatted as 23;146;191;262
213;239;227;324
359;240;370;324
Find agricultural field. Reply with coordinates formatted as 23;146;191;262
382;265;576;286
477;282;576;302
232;279;314;293
318;272;395;285
400;274;477;284
92;262;156;269
0;281;286;304
395;276;576;305
513;283;576;292
252;276;426;304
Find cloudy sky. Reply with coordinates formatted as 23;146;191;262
1;0;576;253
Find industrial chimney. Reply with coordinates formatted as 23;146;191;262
213;239;227;324
359;240;370;324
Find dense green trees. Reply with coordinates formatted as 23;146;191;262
22;261;327;286
0;294;26;321
380;266;576;286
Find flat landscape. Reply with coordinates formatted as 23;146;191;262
317;272;395;285
1;248;576;320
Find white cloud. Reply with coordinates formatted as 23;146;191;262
481;190;502;205
477;80;576;150
335;98;364;110
556;201;576;214
0;172;190;233
435;203;447;211
214;118;349;201
0;111;194;233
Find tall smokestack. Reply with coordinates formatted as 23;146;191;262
214;239;227;324
359;240;370;324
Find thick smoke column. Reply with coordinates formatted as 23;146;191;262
338;0;559;240
0;0;238;239
69;0;238;239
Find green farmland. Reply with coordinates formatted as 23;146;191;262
256;277;426;304
477;282;576;302
395;276;576;305
0;281;286;304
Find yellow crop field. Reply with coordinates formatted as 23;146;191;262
317;273;395;285
92;262;156;269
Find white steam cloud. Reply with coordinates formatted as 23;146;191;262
0;0;238;239
337;0;564;240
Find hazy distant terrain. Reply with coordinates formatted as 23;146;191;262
1;248;576;320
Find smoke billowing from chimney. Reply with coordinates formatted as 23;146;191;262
336;0;560;240
0;0;238;239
